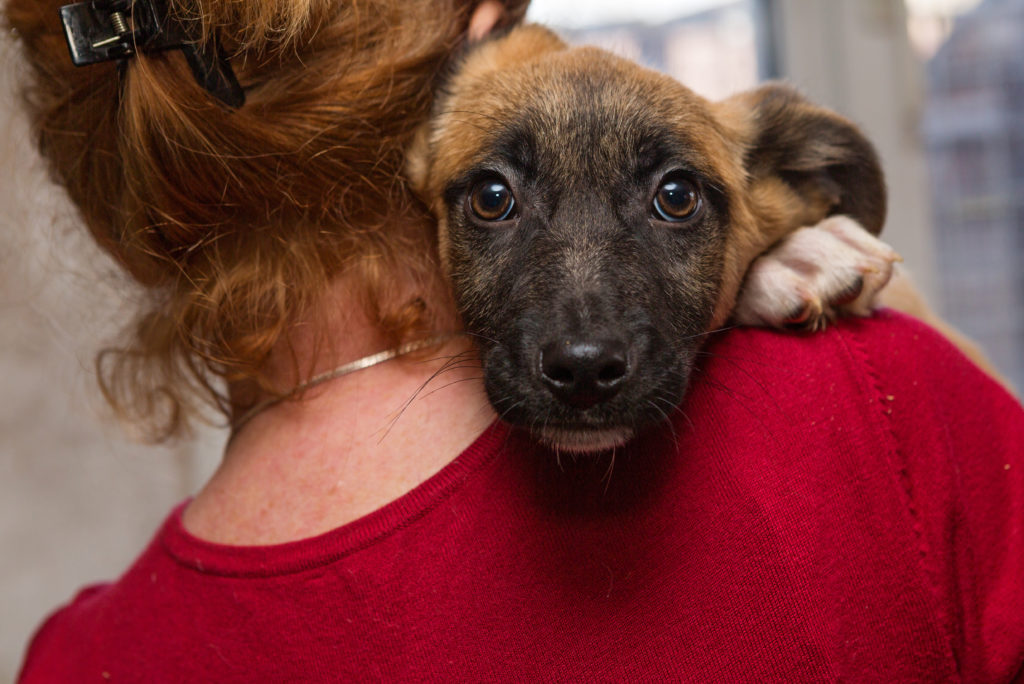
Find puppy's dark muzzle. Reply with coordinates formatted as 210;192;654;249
538;337;631;409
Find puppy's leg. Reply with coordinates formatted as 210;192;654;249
733;215;901;331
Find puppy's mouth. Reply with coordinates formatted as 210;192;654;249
533;426;636;453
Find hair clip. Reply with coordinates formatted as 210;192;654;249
59;0;245;108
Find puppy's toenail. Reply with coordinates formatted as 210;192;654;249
834;276;864;307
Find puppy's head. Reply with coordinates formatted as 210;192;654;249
408;26;885;452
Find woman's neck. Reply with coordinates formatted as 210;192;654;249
182;281;494;546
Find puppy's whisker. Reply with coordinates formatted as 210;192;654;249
460;331;502;346
418;374;487;400
379;350;486;442
602;447;617;494
495;398;526;424
680;324;737;342
421;356;485;374
693;351;785;416
646;398;679;445
678;408;696;434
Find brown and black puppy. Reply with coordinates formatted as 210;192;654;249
408;25;893;452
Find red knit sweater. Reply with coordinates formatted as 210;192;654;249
19;311;1024;682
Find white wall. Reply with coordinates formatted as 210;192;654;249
0;37;222;682
768;0;939;302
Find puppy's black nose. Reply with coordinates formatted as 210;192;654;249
539;338;630;408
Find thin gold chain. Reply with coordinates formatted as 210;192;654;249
230;334;456;432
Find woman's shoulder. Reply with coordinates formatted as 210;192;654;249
17;507;206;682
705;308;1019;419
692;308;1023;467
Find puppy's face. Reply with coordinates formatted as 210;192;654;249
408;26;884;452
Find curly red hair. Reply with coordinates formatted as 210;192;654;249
4;0;528;440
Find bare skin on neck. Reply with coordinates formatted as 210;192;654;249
182;277;494;546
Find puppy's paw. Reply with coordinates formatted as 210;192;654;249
733;215;901;331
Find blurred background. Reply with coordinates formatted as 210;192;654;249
1;0;1021;678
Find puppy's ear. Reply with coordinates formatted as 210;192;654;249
726;83;887;236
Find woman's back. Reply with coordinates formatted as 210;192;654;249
20;311;1024;682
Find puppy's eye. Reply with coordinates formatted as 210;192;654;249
652;177;701;222
469;180;516;222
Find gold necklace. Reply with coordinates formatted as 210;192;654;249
231;334;456;432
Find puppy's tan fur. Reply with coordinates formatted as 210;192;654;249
410;26;885;331
407;25;1010;449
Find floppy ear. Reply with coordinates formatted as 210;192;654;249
728;83;887;237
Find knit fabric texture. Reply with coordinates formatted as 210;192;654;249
19;311;1024;682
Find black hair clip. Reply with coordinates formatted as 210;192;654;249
59;0;245;108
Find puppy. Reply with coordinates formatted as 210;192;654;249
407;25;899;452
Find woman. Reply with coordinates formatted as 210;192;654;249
9;0;1024;680
6;0;524;544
